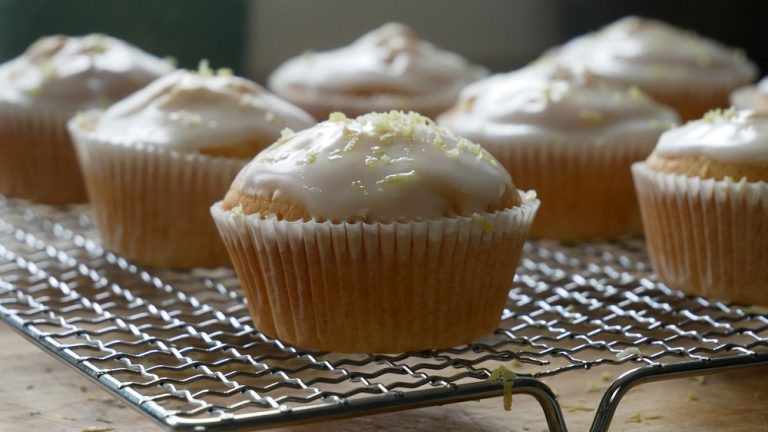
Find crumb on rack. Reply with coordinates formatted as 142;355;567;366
80;427;114;432
691;375;706;386
625;412;663;424
600;372;613;382
688;390;699;401
616;347;643;360
563;403;594;413
488;364;516;411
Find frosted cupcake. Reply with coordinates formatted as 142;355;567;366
438;64;678;240
211;111;539;352
731;76;768;112
268;22;487;120
633;108;768;305
0;34;173;203
69;66;315;268
549;16;757;121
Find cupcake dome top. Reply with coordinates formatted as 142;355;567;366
268;22;487;99
86;67;315;157
654;108;768;162
549;16;757;90
731;76;768;112
438;63;679;142
0;34;173;110
224;111;522;222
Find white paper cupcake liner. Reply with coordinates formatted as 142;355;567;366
0;101;87;203
632;162;768;305
211;196;539;353
478;131;659;240
69;113;246;269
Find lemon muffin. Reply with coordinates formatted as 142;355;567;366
0;34;173;203
268;22;487;120
633;108;768;305
439;63;678;240
69;66;315;268
549;16;757;121
211;111;539;353
731;76;768;112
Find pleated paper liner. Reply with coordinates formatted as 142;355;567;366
481;132;659;241
211;196;539;353
633;162;768;305
69;114;245;269
0;102;87;204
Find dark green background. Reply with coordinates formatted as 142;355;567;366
0;0;246;73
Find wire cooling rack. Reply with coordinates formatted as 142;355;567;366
1;195;767;432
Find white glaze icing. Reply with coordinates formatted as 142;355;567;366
731;76;768;112
90;69;315;152
268;22;487;101
230;111;520;221
437;63;679;142
0;34;173;110
550;16;757;90
654;108;768;162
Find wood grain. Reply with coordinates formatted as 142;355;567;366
1;324;766;432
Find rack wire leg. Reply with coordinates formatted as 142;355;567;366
511;378;568;432
589;354;768;432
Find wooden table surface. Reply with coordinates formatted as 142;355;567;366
2;324;767;432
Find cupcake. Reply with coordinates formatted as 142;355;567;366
69;66;315;268
633;108;768;305
0;34;173;204
548;16;757;121
438;64;678;240
211;111;539;352
731;76;768;112
268;22;487;120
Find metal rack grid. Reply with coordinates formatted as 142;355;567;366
1;195;767;432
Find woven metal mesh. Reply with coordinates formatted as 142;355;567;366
1;196;766;430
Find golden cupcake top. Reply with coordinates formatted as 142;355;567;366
731;76;768;112
438;63;679;142
653;108;768;162
0;34;173;110
268;22;487;100
549;16;757;89
76;65;315;158
224;111;525;222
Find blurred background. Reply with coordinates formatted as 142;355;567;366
0;0;766;83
